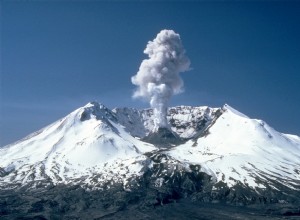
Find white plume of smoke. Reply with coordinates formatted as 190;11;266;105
131;30;191;130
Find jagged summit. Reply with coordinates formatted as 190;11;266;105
79;101;115;121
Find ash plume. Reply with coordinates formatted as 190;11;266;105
131;30;191;130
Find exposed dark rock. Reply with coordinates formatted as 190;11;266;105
142;127;185;147
0;167;8;177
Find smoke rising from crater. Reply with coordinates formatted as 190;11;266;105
131;30;191;130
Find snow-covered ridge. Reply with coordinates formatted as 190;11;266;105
0;102;155;188
1;102;300;193
168;104;300;189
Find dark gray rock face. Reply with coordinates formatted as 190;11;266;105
0;168;7;177
142;127;185;147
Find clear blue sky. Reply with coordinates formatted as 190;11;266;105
1;1;300;146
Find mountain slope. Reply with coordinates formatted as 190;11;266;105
167;104;300;194
1;101;300;218
0;102;155;188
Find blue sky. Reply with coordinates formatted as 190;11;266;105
1;1;300;146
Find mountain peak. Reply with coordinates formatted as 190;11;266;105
79;101;115;122
83;101;108;110
1;101;300;216
223;103;249;118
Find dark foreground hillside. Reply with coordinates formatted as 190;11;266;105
1;185;300;220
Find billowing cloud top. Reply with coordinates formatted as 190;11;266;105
132;30;191;130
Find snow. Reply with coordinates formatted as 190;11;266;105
113;105;218;139
1;101;300;191
0;102;155;187
168;105;300;188
223;103;249;118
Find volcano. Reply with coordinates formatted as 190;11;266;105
1;102;300;219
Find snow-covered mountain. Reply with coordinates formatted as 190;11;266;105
169;104;300;190
0;102;156;189
1;102;300;213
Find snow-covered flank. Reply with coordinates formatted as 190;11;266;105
0;102;155;188
168;104;300;189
